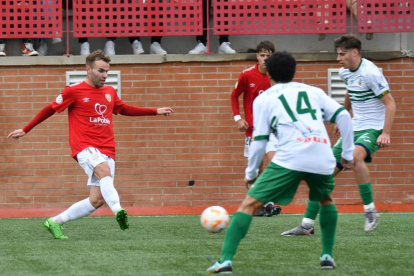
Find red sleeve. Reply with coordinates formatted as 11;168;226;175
118;104;158;116
52;86;75;113
230;73;246;116
22;104;56;133
112;90;126;114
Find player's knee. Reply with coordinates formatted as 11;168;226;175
352;156;368;174
239;196;263;215
320;195;333;205
353;146;368;162
94;162;111;179
90;197;105;209
353;154;365;163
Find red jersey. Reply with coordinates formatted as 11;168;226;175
52;81;126;159
230;64;271;137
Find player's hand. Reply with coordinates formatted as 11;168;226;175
244;177;256;190
157;107;174;118
341;158;355;171
333;124;340;136
7;129;26;140
236;119;249;132
377;132;390;148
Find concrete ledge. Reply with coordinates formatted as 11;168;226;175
0;51;409;66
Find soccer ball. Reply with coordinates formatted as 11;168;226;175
200;206;230;233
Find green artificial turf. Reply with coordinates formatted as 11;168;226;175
0;213;413;276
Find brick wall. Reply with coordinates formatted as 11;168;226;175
1;58;413;213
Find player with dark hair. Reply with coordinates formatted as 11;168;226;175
207;51;355;273
7;50;174;239
281;34;396;236
231;40;277;172
230;40;280;216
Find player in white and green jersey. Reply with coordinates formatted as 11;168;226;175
339;56;390;132
244;81;352;178
282;35;396;237
206;52;354;273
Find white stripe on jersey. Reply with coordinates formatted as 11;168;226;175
242;65;256;73
68;81;84;87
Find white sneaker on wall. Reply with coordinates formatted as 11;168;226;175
80;42;90;56
218;42;236;54
132;40;144;55
150;42;167;55
104;40;116;55
189;41;207;54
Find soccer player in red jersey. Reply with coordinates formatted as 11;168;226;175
7;50;174;239
231;41;277;163
231;41;279;216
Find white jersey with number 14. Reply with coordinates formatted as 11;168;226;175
252;82;347;175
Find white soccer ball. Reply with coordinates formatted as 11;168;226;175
200;206;230;233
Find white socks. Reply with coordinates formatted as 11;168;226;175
302;218;315;227
52;198;96;225
364;202;376;212
99;176;122;215
51;176;122;225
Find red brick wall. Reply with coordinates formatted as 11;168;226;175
1;58;413;212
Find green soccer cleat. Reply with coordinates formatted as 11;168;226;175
116;209;129;231
44;217;68;240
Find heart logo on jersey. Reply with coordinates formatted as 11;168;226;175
95;103;107;117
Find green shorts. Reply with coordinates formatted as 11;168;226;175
248;163;334;206
332;129;382;164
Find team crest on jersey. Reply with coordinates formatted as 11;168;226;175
105;94;111;102
250;83;256;88
55;94;63;104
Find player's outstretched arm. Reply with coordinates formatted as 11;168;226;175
7;129;26;140
157;107;174;118
7;103;56;140
119;105;173;118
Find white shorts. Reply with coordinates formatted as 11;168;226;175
77;147;115;188
244;133;278;158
